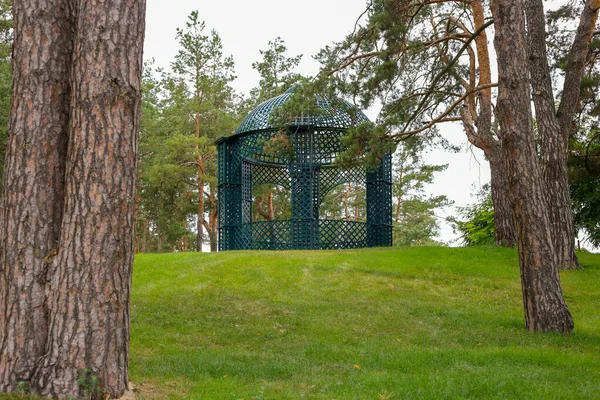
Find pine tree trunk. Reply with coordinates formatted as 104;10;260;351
488;151;516;247
209;230;218;252
541;138;579;269
31;1;145;398
197;174;205;252
491;0;573;334
524;0;581;270
142;218;148;253
208;183;219;251
195;112;204;253
0;0;73;390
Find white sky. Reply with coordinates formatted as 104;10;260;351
144;0;492;245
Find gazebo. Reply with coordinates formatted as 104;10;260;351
216;88;392;251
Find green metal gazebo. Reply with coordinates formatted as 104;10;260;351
216;88;392;251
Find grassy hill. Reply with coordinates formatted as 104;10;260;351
128;247;600;399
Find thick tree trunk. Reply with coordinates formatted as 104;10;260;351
488;151;516;247
491;0;573;334
541;141;579;269
462;0;517;247
31;1;145;398
209;230;218;252
0;0;73;390
524;0;584;270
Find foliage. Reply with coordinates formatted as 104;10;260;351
136;12;238;252
313;0;477;165
136;62;198;252
569;130;600;247
129;248;600;398
448;185;496;246
0;0;12;193
394;197;448;246
547;1;600;247
392;137;450;246
249;37;302;106
77;369;102;400
319;182;366;221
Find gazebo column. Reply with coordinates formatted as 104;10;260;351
367;153;393;247
240;161;253;249
290;163;320;249
217;140;241;251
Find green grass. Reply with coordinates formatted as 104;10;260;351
127;247;600;399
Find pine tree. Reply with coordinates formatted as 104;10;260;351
491;0;573;334
171;11;237;252
0;0;145;396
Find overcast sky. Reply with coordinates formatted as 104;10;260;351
144;0;493;245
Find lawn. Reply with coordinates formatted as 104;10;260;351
127;247;600;399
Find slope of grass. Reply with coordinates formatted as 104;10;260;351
129;247;600;399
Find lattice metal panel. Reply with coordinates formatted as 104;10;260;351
241;161;253;224
217;88;392;252
319;166;366;204
218;141;243;251
290;163;319;249
235;88;370;135
312;128;346;164
246;220;293;250
367;154;393;247
317;220;368;249
251;163;290;190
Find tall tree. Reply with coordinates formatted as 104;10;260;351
491;0;573;333
137;65;198;253
316;0;516;247
171;11;236;252
547;2;600;250
250;37;303;105
318;0;598;253
317;0;577;332
0;0;145;397
524;0;599;269
0;0;73;389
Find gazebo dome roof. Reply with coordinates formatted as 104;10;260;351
235;87;370;135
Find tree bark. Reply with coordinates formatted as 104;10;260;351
0;0;73;390
206;182;219;251
460;0;517;247
208;230;218;252
524;0;593;270
491;0;573;334
197;165;205;252
195;113;205;253
488;150;517;246
256;191;275;221
142;218;148;253
31;0;145;398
